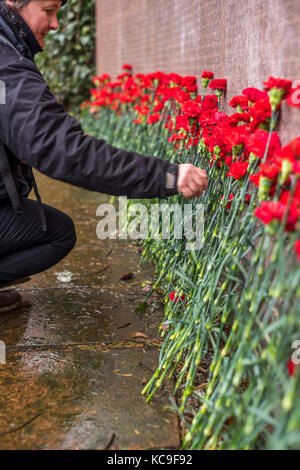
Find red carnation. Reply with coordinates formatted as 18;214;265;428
254;201;286;225
181;100;202;118
169;292;187;305
201;95;218;110
264;77;292;97
249;97;272;126
273;144;295;165
209;79;227;91
226;161;249;180
242;87;268;103
291;137;300;158
295;240;300;261
245;130;281;160
293;161;300;175
264;77;293;109
175;114;190;132
259;163;280;180
182;76;198;93
202;71;214;79
254;200;299;231
287;360;296;376
229;112;250;126
229;95;249;110
122;64;132;70
117;72;132;80
147;114;161;125
154;102;164;112
223;126;250;149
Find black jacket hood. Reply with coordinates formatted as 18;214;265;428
0;2;42;60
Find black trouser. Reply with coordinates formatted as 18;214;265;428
0;198;76;286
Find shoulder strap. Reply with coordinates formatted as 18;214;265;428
0;140;23;216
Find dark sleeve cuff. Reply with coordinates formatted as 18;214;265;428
163;162;178;197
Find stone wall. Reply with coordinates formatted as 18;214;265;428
96;0;300;142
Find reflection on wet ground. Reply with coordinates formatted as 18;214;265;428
0;172;179;450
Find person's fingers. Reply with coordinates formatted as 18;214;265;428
192;169;208;189
190;172;207;196
182;187;194;199
177;164;209;199
188;178;201;194
190;176;207;195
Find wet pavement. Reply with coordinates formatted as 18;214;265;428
0;172;180;450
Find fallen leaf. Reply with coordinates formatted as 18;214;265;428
160;321;170;331
131;332;148;339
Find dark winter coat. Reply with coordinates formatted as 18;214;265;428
0;3;178;229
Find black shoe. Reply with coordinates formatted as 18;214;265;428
0;290;24;314
0;276;31;289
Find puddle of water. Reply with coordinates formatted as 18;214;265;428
54;271;74;283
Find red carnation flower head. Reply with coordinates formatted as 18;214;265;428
181;100;202;119
202;95;219;110
273;144;295;166
226;161;249;180
153;102;164;112
223;126;250;154
255;200;299;233
122;64;132;70
182;76;198;93
209;79;227;97
92;74;111;87
242;87;268;103
254;201;286;225
201;71;214;89
229;112;250;126
295;240;300;261
245;129;281;161
287;360;296;376
264;76;293;110
202;71;214;79
117;72;132;80
293;161;300;175
290;137;300;158
147;114;161;125
259;163;280;180
248;97;272;127
245;194;251;205
169;291;187;306
169;87;191;104
134;104;150;116
229;95;249;111
169;73;183;86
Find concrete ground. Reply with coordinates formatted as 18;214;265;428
0;172;180;450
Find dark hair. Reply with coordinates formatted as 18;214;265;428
7;1;31;10
2;0;67;10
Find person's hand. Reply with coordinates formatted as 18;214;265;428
177;164;208;199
